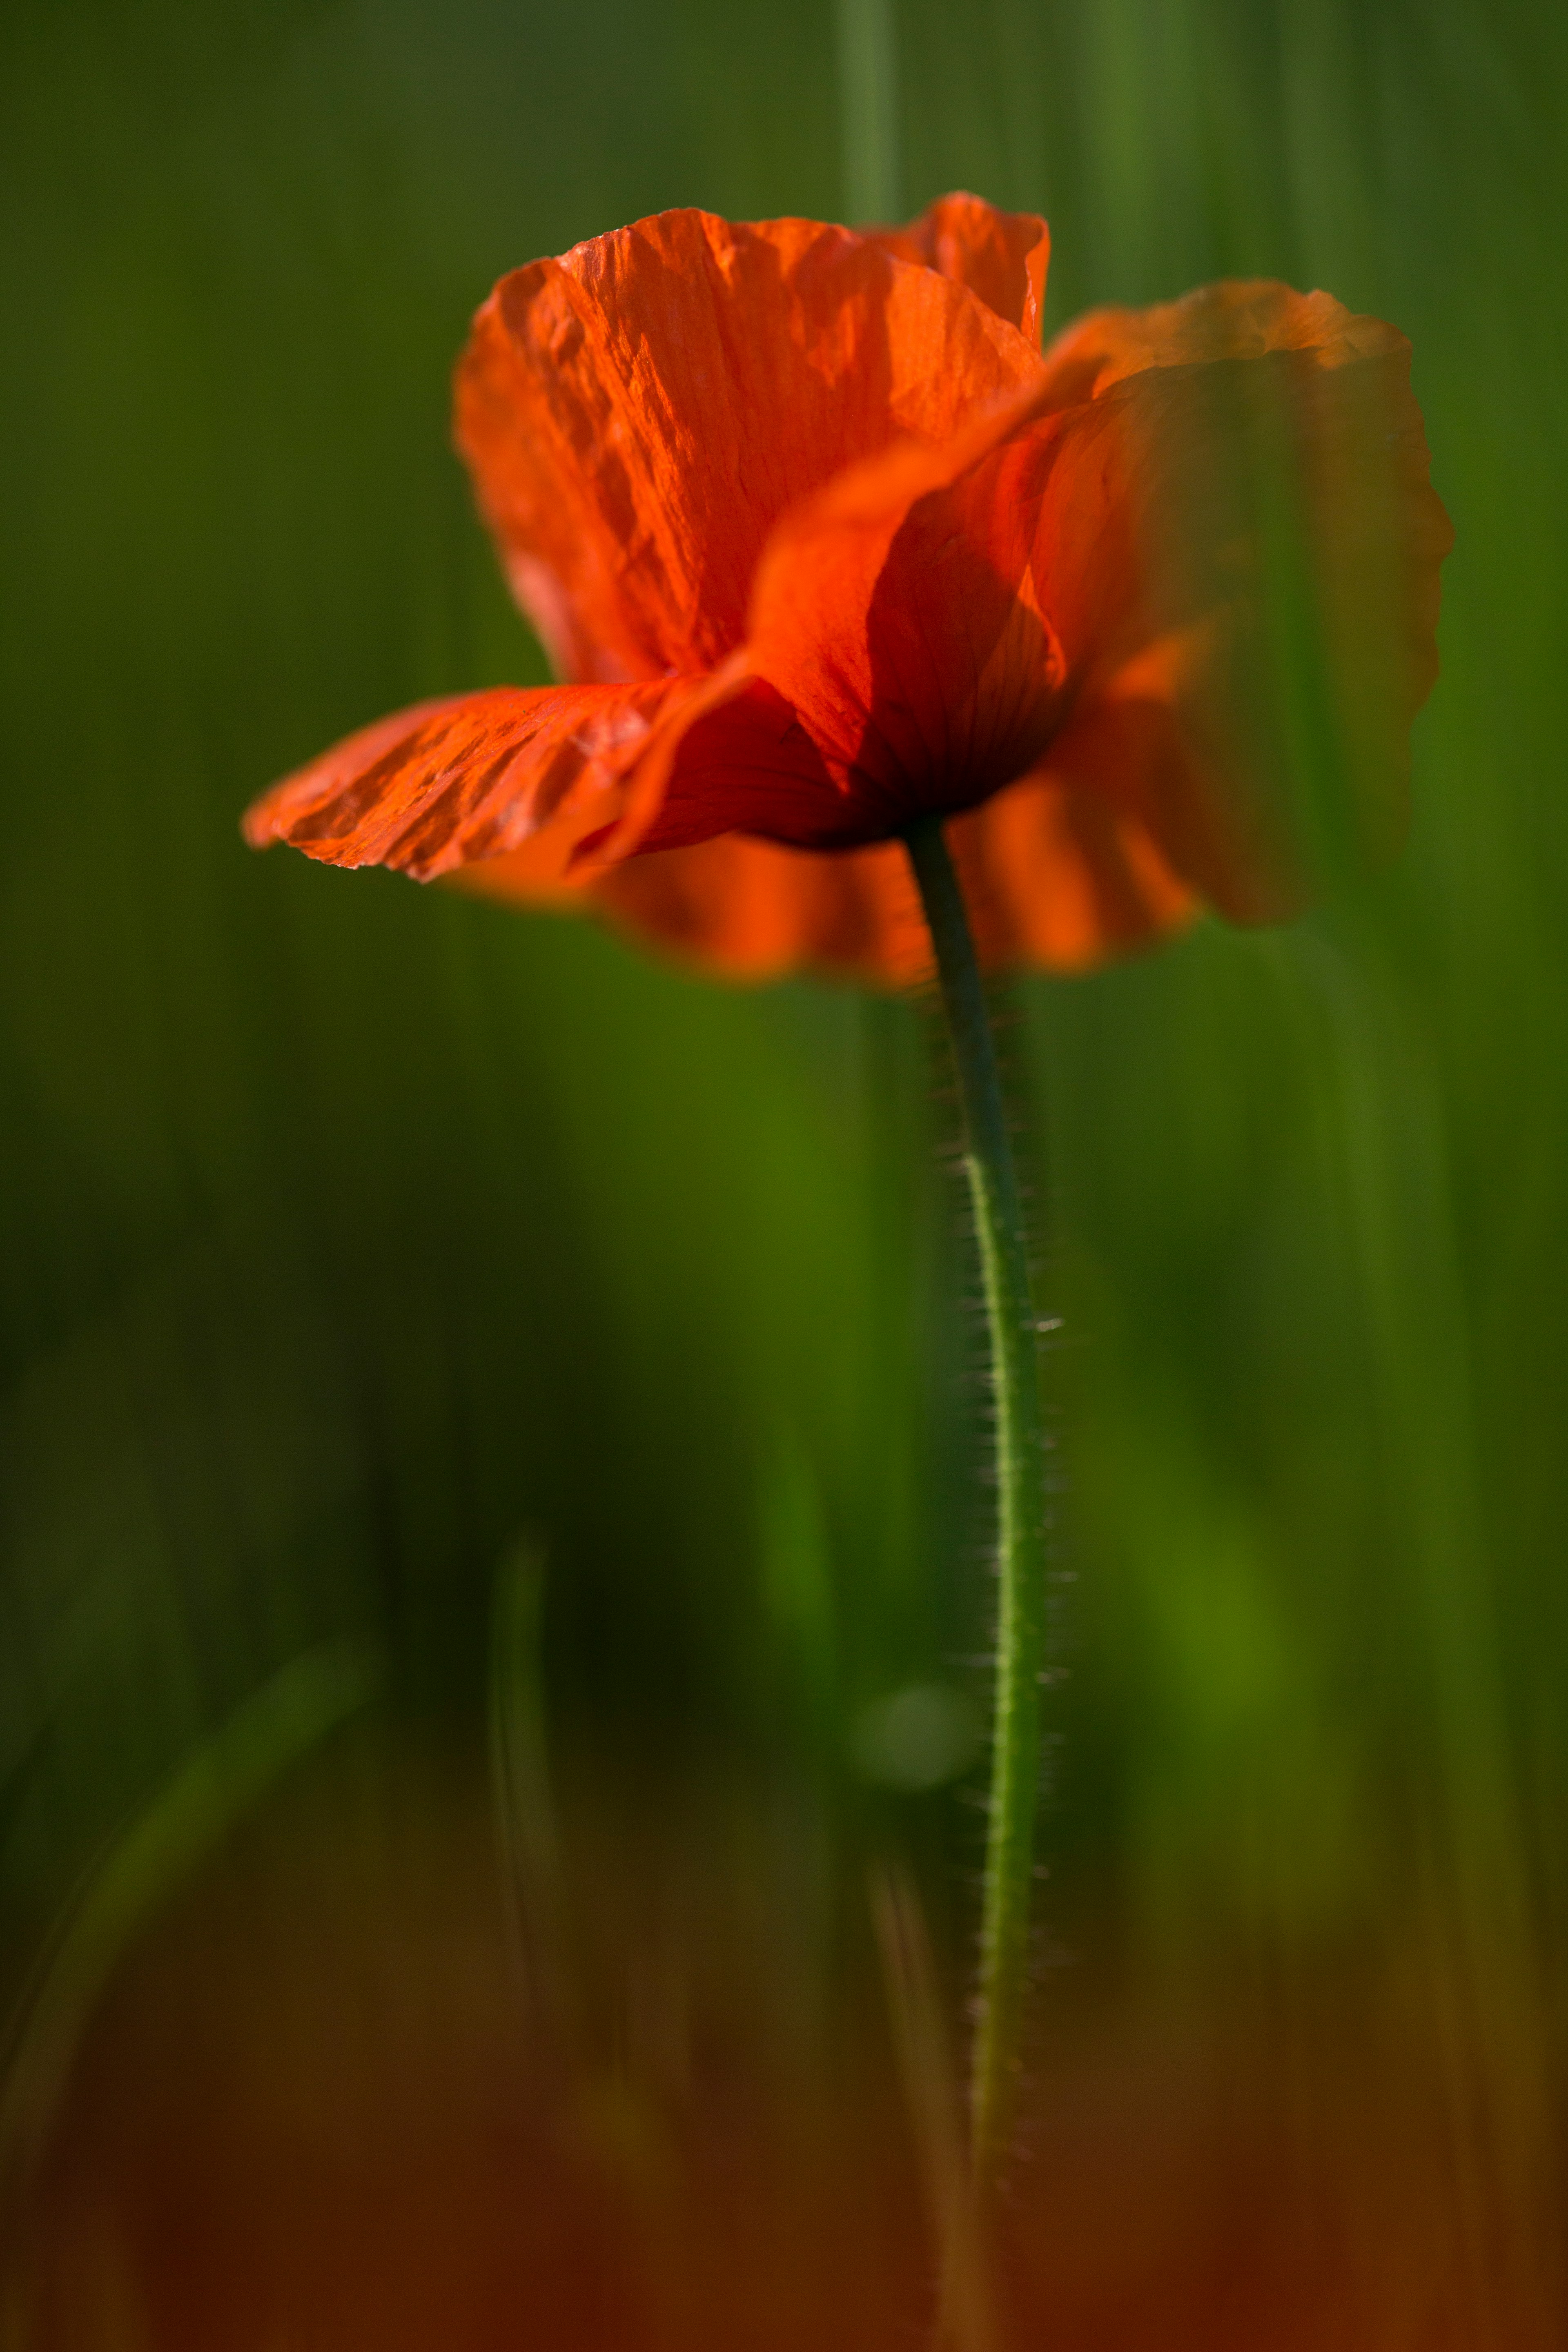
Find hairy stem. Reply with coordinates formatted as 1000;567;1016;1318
905;813;1049;2192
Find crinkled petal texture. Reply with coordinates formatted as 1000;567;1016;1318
866;192;1049;351
245;204;1450;984
454;205;1047;685
241;681;714;883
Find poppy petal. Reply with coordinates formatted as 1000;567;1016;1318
868;193;1049;347
719;278;1447;911
706;380;1069;845
243;682;704;884
1036;277;1412;407
459;766;1192;985
548;834;930;984
949;771;1196;970
1018;285;1453;916
454;207;1046;687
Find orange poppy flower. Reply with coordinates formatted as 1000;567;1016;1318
244;194;1451;984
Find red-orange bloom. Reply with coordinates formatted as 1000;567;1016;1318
244;195;1451;984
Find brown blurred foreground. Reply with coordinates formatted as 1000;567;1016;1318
9;1724;1561;2352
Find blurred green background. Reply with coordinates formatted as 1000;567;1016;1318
2;0;1564;2343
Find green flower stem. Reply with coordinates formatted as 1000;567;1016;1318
904;812;1049;2191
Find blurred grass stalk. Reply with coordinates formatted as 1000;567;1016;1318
836;0;902;221
870;1863;998;2352
0;1644;374;2203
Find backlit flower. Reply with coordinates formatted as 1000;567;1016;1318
244;195;1451;983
